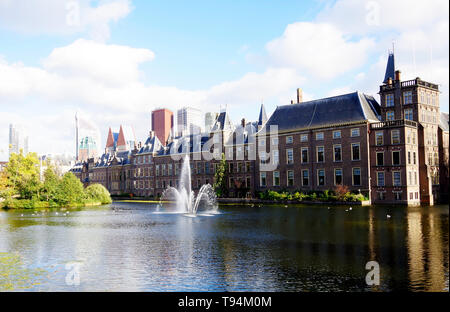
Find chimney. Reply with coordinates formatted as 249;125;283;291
395;70;401;82
241;118;246;128
291;100;294;104
149;131;154;139
297;88;303;103
388;77;393;85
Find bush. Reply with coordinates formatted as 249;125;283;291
85;184;112;204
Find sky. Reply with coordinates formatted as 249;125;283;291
0;0;448;160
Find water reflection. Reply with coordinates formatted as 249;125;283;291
0;204;448;292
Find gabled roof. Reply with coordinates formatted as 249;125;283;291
383;52;395;84
138;134;163;154
211;111;234;132
157;134;210;156
225;122;258;146
260;92;381;133
440;112;449;132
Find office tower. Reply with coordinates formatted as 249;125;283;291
177;107;203;136
151;109;174;146
205;112;219;133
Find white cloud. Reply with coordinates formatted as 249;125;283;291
266;22;375;79
0;0;132;41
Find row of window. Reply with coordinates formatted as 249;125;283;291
261;128;361;146
267;143;362;165
385;91;438;107
377;191;419;201
375;130;401;145
260;168;362;187
376;171;402;187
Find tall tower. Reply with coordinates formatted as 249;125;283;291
151;109;174;146
378;51;441;205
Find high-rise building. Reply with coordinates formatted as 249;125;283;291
177;107;203;136
205;112;219;133
152;109;174;146
9;124;28;157
78;136;98;162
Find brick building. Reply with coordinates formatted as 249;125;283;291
71;52;449;206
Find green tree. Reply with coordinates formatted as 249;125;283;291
42;166;60;202
85;184;112;204
213;153;228;198
5;152;41;199
54;172;85;206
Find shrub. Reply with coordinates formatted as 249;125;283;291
334;185;350;201
85;184;112;204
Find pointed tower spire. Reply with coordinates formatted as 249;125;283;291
258;103;268;126
106;127;115;149
383;51;395;84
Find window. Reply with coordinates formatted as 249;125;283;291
272;137;279;146
302;170;309;186
352;143;360;161
272;150;279;165
301;147;308;163
260;172;267;187
376;152;384;166
351;128;360;137
333;130;341;139
413;152;417;165
259;139;266;147
403;91;413;105
286;149;294;164
377;172;385;186
386;94;394;107
392;151;400;165
334;169;343;185
404;109;413;120
386;111;395;121
334;145;342;162
391;130;400;144
378;192;386;200
375;132;384;145
316;132;324;140
393;171;401;186
317;146;325;163
287;170;294;187
273;171;280;186
286;136;293;144
301;134;308;142
394;192;402;201
353;168;361;186
317;169;325;186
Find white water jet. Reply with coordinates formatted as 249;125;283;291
158;155;218;215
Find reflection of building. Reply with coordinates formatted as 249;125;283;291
177;107;203;136
9;124;28;157
152;109;173;146
205;112;219;133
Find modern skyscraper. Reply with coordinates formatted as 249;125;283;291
205;112;219;133
177;107;203;136
9;124;28;157
151;109;174;146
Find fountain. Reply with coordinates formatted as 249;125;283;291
158;155;218;216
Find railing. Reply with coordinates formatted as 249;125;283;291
370;119;417;129
380;78;439;91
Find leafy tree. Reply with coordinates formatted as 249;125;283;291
42;166;60;202
213;153;228;198
54;172;85;206
85;184;112;204
5;152;41;199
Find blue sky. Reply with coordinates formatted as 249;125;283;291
0;0;448;160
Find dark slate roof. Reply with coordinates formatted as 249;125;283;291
440;112;449;132
261;92;381;133
211;111;234;132
225;122;258;145
138;135;163;154
383;52;395;84
157;134;211;156
258;104;268;126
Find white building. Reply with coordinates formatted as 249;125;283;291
177;107;203;136
9;124;29;157
205;112;219;133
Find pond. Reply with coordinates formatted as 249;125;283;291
0;202;448;292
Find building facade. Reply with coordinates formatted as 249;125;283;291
71;53;449;206
152;109;174;146
177;107;203;137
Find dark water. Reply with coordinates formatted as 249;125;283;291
0;202;448;292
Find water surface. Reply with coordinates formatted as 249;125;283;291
0;202;448;292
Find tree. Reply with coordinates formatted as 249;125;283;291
85;184;112;204
213;153;228;198
54;172;85;206
5;152;41;199
42;166;60;202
